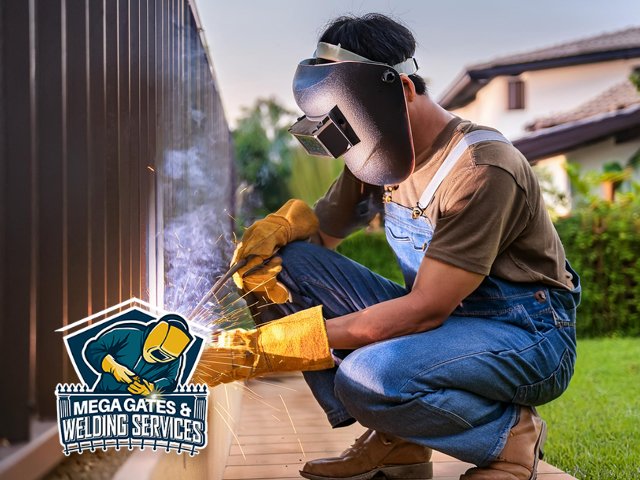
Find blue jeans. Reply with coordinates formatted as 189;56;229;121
267;240;580;467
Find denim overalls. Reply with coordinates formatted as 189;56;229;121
272;131;581;466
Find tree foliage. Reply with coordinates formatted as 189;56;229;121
232;97;344;223
233;98;296;221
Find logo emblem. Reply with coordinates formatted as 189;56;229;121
55;300;208;456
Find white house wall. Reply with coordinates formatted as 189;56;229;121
451;58;640;139
533;136;640;210
567;136;640;182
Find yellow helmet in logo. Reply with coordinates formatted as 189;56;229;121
143;314;193;363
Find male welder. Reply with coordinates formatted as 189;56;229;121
85;314;193;395
193;13;581;480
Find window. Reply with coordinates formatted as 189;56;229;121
508;78;525;110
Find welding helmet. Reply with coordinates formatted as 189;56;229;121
143;314;193;363
289;42;417;185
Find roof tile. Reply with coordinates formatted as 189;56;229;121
526;80;640;130
472;26;640;70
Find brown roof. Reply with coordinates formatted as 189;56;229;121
512;80;640;162
527;80;640;131
439;26;640;110
475;26;640;70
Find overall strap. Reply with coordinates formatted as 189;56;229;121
412;130;511;219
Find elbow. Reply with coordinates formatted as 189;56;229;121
403;292;448;334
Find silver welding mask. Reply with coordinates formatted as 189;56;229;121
289;42;417;185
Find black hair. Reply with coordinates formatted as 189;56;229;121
319;13;427;95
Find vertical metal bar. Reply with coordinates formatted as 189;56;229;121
104;0;120;307
88;0;107;315
147;0;158;306
138;0;149;301
0;0;33;441
35;0;64;419
129;0;141;299
118;0;131;303
155;0;166;308
64;0;89;378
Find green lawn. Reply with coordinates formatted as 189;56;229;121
538;338;640;480
338;231;640;480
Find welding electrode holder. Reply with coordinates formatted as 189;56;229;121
188;257;250;320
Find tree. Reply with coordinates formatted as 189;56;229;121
233;98;296;223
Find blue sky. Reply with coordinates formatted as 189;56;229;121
194;0;639;127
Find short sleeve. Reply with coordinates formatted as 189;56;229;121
425;166;531;275
314;166;384;238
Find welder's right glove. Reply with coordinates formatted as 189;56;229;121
191;306;334;386
231;199;319;303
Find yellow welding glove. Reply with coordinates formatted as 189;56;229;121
127;378;155;396
232;199;319;303
236;256;290;304
192;306;334;387
102;354;136;384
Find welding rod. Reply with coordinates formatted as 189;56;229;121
188;257;249;320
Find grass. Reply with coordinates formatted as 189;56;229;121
337;229;405;286
538;338;640;480
338;230;640;480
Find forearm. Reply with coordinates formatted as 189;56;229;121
325;292;445;350
325;258;485;349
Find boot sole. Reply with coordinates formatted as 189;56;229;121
299;461;433;480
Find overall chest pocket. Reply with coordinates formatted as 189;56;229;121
385;224;433;252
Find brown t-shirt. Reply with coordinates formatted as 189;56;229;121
315;117;574;290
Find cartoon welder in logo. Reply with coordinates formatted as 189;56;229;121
84;314;193;395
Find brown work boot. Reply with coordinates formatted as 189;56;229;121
460;406;547;480
300;428;433;479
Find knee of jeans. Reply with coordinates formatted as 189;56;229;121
279;240;316;261
334;347;401;415
277;241;318;285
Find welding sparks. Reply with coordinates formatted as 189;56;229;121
253;378;298;392
280;394;297;434
213;405;246;461
298;438;306;458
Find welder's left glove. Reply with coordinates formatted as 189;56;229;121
191;306;333;386
128;378;155;396
231;199;319;303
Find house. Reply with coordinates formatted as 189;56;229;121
439;27;640;210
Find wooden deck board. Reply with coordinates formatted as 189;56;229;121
222;374;575;480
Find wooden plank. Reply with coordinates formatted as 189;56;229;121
223;375;576;480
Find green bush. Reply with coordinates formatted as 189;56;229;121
288;148;343;206
337;230;405;286
555;192;640;337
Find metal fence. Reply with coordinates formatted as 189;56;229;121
0;0;234;442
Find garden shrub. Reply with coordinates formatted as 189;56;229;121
337;230;405;286
555;191;640;337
